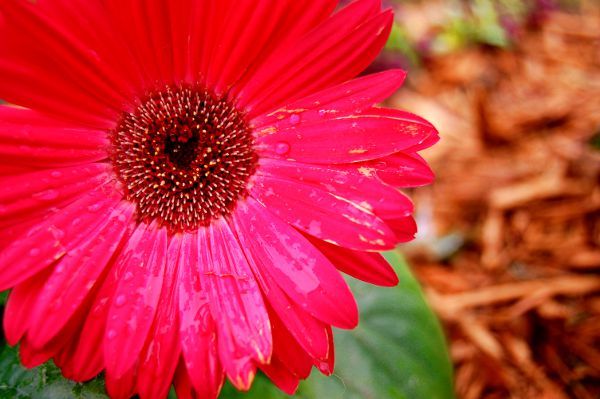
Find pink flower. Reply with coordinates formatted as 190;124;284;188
0;0;437;398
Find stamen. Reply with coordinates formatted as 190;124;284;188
110;85;258;232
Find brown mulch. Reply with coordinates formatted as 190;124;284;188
392;7;600;399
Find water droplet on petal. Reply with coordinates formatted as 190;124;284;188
289;113;301;125
33;189;59;201
274;142;290;155
50;171;63;178
55;264;65;273
115;294;127;307
107;329;117;340
123;271;134;282
87;203;102;212
117;214;127;222
29;248;40;257
318;110;327;117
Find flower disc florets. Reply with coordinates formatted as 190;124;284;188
111;85;258;232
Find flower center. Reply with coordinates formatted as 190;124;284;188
110;85;258;232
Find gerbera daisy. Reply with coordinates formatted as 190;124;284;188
0;0;438;398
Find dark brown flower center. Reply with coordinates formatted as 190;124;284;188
110;85;258;232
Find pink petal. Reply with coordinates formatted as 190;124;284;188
257;108;437;164
177;232;225;397
0;0;132;126
315;327;335;375
0;164;110;219
0;106;109;167
25;202;135;348
137;237;182;399
385;216;419;243
201;222;272;390
106;365;137;399
0;185;121;290
102;0;174;86
19;336;57;369
3;268;52;346
306;234;399;287
228;0;338;99
174;359;223;399
250;174;396;251
104;223;168;379
237;0;388;117
211;0;337;95
233;198;359;328
258;158;413;219
261;359;300;395
268;311;315;379
374;152;435;187
235;231;330;360
56;251;127;382
251;69;406;130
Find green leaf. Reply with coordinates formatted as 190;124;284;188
0;345;108;399
0;290;8;306
220;252;454;399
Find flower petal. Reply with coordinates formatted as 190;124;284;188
0;106;109;167
306;234;399;287
236;0;389;117
251;68;406;130
0;0;128;126
25;202;135;349
250;174;396;250
137;236;182;399
210;0;337;95
257;108;437;164
0;184;121;290
104;223;168;379
201;221;272;390
374;152;435;187
0;164;110;221
233;198;359;328
234;225;330;359
177;233;224;397
258;158;413;219
55;250;127;382
2;268;52;346
174;359;223;399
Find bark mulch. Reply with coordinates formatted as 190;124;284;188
393;6;600;399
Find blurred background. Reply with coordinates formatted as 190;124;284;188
369;0;599;398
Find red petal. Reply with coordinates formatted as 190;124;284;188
234;198;359;329
137;236;182;399
252;69;406;130
258;158;413;219
104;223;168;378
0;185;121;290
201;222;271;390
25;203;134;348
250;174;396;251
374;152;435;187
177;232;224;398
237;0;387;117
0;164;110;221
3;268;52;345
234;222;330;359
0;106;108;167
257;108;436;164
307;235;399;287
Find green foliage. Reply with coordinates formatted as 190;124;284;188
0;346;107;399
0;254;454;399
